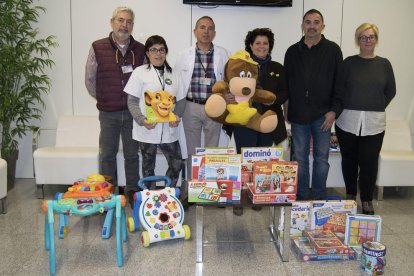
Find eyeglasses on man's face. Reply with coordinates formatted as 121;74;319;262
149;47;166;54
359;35;376;42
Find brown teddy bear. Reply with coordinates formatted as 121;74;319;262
204;50;278;133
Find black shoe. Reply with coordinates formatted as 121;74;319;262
233;206;243;216
252;206;262;211
362;201;375;215
127;191;135;209
118;186;125;195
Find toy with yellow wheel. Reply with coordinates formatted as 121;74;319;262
128;176;190;247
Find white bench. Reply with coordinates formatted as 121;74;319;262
0;158;7;214
376;120;414;200
33;115;183;198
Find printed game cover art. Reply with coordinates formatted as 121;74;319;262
195;147;237;156
144;90;177;123
291;237;356;262
344;214;382;248
240;147;284;184
278;202;312;237
247;184;296;204
303;229;350;256
310;200;357;239
252;161;298;194
188;180;233;203
204;154;242;182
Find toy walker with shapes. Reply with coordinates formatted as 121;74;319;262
127;176;191;247
42;194;127;275
54;174;116;239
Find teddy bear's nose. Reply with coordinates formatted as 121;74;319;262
242;87;251;95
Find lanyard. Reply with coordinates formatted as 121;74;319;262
155;67;165;90
196;52;210;77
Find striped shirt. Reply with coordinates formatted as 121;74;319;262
187;46;216;100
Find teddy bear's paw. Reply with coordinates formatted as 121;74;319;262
205;94;227;118
260;114;278;133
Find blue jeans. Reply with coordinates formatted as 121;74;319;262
291;116;331;200
99;110;140;193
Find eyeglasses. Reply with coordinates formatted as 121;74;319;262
359;35;376;42
149;47;166;54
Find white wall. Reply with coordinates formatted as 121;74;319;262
17;0;414;177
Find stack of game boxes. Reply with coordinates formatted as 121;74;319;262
188;147;242;203
242;147;298;204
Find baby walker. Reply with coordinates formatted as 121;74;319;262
42;174;127;275
127;176;191;247
53;174;117;239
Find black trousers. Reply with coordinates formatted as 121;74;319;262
140;141;183;189
233;125;273;154
335;125;384;201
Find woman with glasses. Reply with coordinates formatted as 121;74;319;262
124;35;186;190
335;23;396;214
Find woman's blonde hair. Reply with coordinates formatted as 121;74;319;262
355;23;379;46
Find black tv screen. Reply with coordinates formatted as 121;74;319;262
183;0;292;7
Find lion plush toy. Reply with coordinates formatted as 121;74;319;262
204;50;278;133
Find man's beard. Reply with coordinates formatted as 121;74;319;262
114;29;130;41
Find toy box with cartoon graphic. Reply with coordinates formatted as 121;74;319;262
303;229;351;256
278;202;312;237
344;214;382;248
252;161;298;194
195;147;237;156
310;199;357;239
291;237;356;262
247;184;296;204
204;154;242;181
188;180;233;203
240;147;284;184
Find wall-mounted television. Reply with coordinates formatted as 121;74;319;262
183;0;292;7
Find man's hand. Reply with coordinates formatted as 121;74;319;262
321;111;336;132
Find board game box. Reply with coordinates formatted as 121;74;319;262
252;161;298;194
204;154;242;181
247;184;296;204
278;202;312;237
291;237;356;262
344;214;382;248
310;200;357;239
240;147;284;184
303;229;351;256
188;180;233;203
195;147;237;156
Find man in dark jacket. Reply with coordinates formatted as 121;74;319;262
284;9;344;200
85;6;145;205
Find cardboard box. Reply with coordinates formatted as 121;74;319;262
195;147;237;156
188;180;233;203
344;214;382;248
279;202;312;237
310;200;357;239
240;147;284;184
303;229;351;256
204;154;242;181
247;184;296;204
291;237;356;262
252;161;298;194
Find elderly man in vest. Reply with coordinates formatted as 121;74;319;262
85;6;145;206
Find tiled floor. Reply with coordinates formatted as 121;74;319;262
1;179;413;275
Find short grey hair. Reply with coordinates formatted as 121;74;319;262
112;6;134;22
